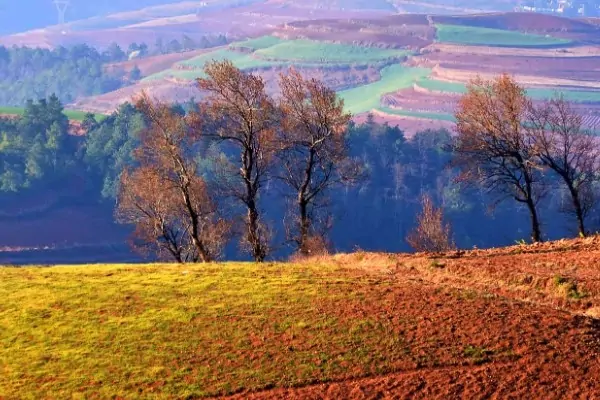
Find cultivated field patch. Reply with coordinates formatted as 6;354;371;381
377;107;455;122
415;78;600;103
254;39;411;63
232;36;287;51
435;24;572;47
339;65;430;114
0;106;106;122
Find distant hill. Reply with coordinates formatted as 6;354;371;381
0;0;195;35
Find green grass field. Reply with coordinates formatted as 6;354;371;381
435;24;572;47
232;36;287;51
144;48;291;82
0;106;106;122
339;66;431;114
255;40;410;63
0;261;443;398
142;40;393;82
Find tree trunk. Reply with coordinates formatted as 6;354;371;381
298;197;309;256
566;182;586;237
247;203;265;262
526;197;542;242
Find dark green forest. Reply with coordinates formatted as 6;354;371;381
0;36;228;107
0;45;126;106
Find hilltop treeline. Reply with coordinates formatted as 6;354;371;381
1;71;598;260
0;45;126;106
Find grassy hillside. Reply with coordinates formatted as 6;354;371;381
1;240;599;398
254;40;409;63
0;261;412;398
0;106;106;122
435;24;572;47
339;65;430;114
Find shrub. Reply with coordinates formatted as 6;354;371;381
406;195;455;252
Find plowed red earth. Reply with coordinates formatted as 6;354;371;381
219;237;600;399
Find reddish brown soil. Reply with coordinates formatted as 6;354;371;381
354;111;455;138
382;87;600;129
104;48;220;77
218;237;600;399
280;15;435;49
382;87;459;114
410;52;600;81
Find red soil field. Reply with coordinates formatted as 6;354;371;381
104;48;220;77
354;111;455;137
280;15;435;49
410;52;600;81
219;237;600;399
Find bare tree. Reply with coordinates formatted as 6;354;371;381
406;194;455;252
277;69;361;256
116;94;229;263
453;74;546;242
196;61;276;262
117;167;191;262
527;96;599;237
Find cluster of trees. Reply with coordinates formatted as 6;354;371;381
0;45;129;106
117;62;360;261
105;34;229;62
0;95;76;192
453;74;600;242
153;35;229;55
0;36;231;107
117;68;600;262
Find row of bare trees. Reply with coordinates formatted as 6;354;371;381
407;74;599;252
117;67;599;259
116;61;360;262
453;74;599;242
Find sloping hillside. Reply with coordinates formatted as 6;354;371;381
72;12;600;136
1;238;599;398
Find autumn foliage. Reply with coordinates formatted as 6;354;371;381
454;74;599;242
116;93;229;262
406;194;455;253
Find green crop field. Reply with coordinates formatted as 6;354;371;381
255;40;410;63
232;35;287;51
339;65;431;114
435;24;572;47
0;106;106;122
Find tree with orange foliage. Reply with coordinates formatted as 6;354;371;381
406;194;455;252
453;74;546;242
196;61;277;262
277;69;361;256
527;96;599;237
116;94;229;262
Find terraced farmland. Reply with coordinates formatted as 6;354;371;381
415;78;600;103
143;37;409;83
435;24;572;47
